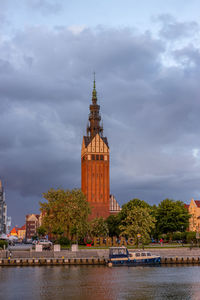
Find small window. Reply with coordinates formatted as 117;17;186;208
136;253;140;257
96;155;99;160
141;253;146;257
147;253;151;257
92;154;95;160
100;155;104;160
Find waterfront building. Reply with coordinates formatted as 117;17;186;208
186;199;200;232
10;224;26;240
0;180;10;235
25;214;41;240
10;227;19;236
17;224;26;240
81;78;110;219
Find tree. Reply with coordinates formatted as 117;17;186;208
119;198;152;221
89;217;109;237
40;188;91;241
155;199;190;235
119;207;156;244
37;226;47;238
106;214;121;237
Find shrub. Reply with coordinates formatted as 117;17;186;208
158;233;168;241
57;237;71;246
186;232;196;244
0;240;8;249
172;232;186;241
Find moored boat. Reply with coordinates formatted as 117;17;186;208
108;247;161;267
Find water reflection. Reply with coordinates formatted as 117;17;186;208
0;266;200;300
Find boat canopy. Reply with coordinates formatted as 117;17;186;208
109;247;129;258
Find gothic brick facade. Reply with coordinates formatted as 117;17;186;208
81;78;110;219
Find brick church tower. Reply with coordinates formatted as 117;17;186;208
81;77;110;219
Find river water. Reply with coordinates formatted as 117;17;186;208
0;265;200;300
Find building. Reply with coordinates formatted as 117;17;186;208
109;194;121;215
25;214;41;240
10;226;19;237
10;224;26;240
0;180;8;234
81;78;110;219
186;199;200;232
17;224;26;240
6;216;12;234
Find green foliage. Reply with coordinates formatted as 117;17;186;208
89;217;109;237
155;199;190;235
119;207;156;244
0;240;8;249
172;232;186;241
37;226;47;237
186;232;196;244
52;227;64;236
40;188;91;241
32;235;38;241
57;237;71;246
119;198;151;221
106;214;121;237
158;233;168;241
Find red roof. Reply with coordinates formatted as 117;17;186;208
10;227;20;234
19;224;26;230
195;200;200;207
184;204;189;210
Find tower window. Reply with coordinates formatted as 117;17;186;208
100;155;103;160
96;155;99;160
92;154;95;160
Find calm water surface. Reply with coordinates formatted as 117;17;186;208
0;266;200;300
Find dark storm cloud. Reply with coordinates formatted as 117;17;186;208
156;14;199;40
1;22;200;224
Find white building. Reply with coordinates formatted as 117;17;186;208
0;180;11;235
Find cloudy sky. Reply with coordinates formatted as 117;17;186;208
1;0;200;225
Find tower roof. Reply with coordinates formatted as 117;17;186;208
87;75;104;139
92;72;97;104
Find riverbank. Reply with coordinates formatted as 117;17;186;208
1;247;200;266
1;247;200;259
